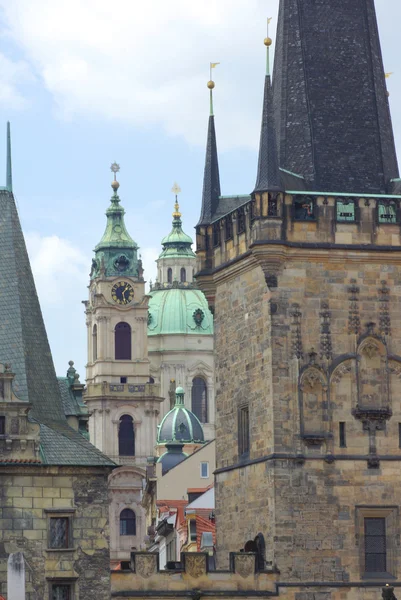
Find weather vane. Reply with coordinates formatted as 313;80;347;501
110;162;120;181
171;182;181;199
171;182;182;218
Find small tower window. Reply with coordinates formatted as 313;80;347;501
191;377;208;423
120;508;136;536
378;200;397;224
115;322;131;360
180;267;186;283
294;197;315;221
167;268;173;284
336;199;355;222
93;324;98;361
119;415;135;456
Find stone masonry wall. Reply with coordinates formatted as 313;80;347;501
0;466;111;600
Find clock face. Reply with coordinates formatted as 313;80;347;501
111;281;134;305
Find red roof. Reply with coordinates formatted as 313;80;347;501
195;514;216;551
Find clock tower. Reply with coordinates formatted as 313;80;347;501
84;164;163;562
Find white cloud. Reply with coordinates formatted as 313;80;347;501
25;233;89;305
0;53;34;109
0;0;278;150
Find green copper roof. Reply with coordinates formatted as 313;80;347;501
157;388;205;444
148;287;213;336
159;201;195;260
91;181;140;280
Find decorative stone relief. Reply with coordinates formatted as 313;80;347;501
134;553;157;578
184;553;207;578
234;554;256;578
348;280;361;335
290;304;303;359
379;280;391;336
320;302;332;360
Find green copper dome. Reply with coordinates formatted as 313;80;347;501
158;200;196;260
157;388;205;445
90;178;141;280
148;288;213;336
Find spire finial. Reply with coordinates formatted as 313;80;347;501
208;62;220;116
171;182;182;218
6;122;12;192
264;18;273;76
110;162;120;193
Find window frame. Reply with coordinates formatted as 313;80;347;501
114;322;132;360
48;579;76;600
119;508;137;536
377;200;399;225
200;461;209;479
355;506;398;579
238;404;250;459
292;196;317;222
45;510;75;551
335;198;357;223
191;377;208;423
167;268;173;284
118;414;135;457
339;422;346;448
0;416;5;435
92;324;98;361
189;519;197;542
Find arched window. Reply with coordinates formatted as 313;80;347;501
115;322;131;360
93;324;97;361
119;415;135;456
180;267;186;283
120;508;136;536
191;377;208;423
167;268;173;284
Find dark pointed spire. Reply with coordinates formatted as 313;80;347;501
197;69;221;226
272;0;399;193
254;21;282;194
6;122;12;192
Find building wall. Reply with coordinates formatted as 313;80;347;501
0;466;111;600
156;440;215;501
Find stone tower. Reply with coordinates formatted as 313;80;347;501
196;1;401;594
84;166;163;562
148;189;215;440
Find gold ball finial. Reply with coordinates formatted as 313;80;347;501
207;80;215;90
264;37;272;47
111;180;120;191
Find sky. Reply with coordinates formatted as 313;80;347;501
0;0;400;379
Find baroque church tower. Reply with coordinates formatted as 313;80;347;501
196;0;401;592
84;166;163;562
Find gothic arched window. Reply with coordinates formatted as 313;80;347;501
167;268;173;284
180;267;186;283
115;322;131;360
120;508;136;536
119;415;135;456
93;324;98;361
191;377;208;423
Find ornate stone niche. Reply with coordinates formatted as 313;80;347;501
356;337;389;411
299;364;329;446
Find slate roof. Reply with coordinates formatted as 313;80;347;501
272;0;399;194
197;115;221;226
254;74;282;193
57;377;85;417
0;189;114;467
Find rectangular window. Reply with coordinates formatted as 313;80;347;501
339;422;346;448
120;377;127;384
336;200;355;222
49;517;70;549
378;201;397;224
238;405;250;458
237;210;246;234
398;423;401;449
293;197;315;221
200;462;209;478
364;517;386;573
0;416;5;435
213;225;220;247
51;583;72;600
189;520;197;542
225;218;233;240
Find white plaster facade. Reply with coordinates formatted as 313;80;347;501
85;273;163;561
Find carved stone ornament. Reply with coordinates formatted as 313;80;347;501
184;554;207;578
361;340;379;359
331;361;352;385
290;304;303;359
234;554;256;578
193;309;205;326
135;554;157;578
347;279;361;335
